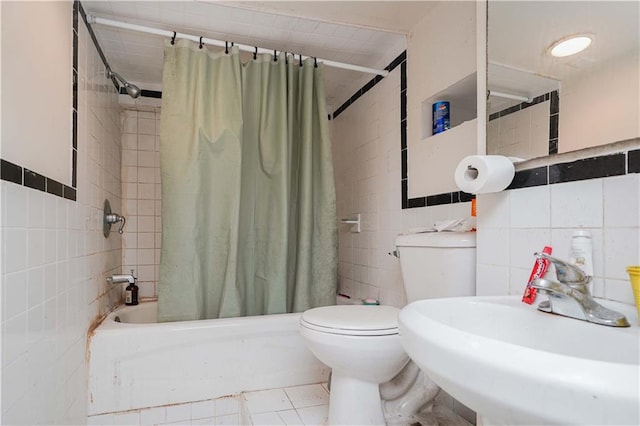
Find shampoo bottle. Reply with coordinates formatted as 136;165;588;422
125;269;139;306
570;230;593;277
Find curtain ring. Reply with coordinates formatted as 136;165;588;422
199;36;203;49
314;57;318;68
299;54;303;67
273;50;277;62
225;41;229;54
253;46;258;60
170;31;176;45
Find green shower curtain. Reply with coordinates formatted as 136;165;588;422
158;39;337;321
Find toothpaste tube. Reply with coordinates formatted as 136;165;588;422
521;246;553;304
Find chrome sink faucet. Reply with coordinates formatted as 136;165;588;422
531;253;630;327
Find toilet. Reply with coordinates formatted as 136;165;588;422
299;231;476;425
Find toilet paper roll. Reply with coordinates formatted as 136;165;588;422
454;155;515;194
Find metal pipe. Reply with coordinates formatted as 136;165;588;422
87;15;390;77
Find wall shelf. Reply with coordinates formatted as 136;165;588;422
421;72;478;139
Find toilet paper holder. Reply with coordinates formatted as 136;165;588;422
340;214;361;233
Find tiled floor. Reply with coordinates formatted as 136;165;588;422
87;383;329;426
88;382;475;426
245;385;329;426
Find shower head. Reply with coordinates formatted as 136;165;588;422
106;68;141;99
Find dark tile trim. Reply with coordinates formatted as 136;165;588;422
24;169;46;192
507;166;548;190
332;51;406;120
548;154;626;184
629;149;640;173
1;160;22;185
507;151;636;191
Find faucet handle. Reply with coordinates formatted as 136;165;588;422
537;252;587;284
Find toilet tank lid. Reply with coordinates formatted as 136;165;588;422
395;231;476;248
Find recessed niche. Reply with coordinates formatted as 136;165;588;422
421;72;477;139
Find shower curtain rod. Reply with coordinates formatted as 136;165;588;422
87;15;390;77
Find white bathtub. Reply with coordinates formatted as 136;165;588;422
88;302;329;415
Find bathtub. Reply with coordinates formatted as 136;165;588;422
87;302;329;415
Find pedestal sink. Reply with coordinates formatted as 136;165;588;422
398;296;639;425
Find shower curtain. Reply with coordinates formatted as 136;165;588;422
158;39;337;321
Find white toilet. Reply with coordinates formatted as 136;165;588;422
299;231;476;425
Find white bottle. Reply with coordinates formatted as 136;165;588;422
570;230;593;277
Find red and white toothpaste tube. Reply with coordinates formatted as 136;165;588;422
521;246;553;305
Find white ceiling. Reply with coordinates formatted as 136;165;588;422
82;1;435;111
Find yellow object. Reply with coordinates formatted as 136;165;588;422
471;198;477;217
627;266;640;323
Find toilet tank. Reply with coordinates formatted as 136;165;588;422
396;232;476;303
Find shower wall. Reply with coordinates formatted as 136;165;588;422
331;60;470;308
120;108;162;299
1;3;123;423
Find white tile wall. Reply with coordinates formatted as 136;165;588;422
1;14;123;425
476;173;640;304
331;66;472;308
120;108;162;299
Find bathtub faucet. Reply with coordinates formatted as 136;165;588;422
107;269;136;285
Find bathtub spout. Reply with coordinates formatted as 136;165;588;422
107;270;136;285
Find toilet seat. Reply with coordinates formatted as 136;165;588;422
300;305;399;336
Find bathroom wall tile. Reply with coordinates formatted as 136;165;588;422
3;270;28;321
550;179;603;228
508;267;532;296
476;192;510;229
476;264;510;296
510;185;550;228
604;278;635;305
604;228;640;280
477;228;510;267
603;174;640;228
510;228;551;269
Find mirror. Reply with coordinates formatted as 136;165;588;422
487;1;639;160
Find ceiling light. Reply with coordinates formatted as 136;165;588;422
549;35;593;57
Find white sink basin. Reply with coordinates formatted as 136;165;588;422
398;296;640;425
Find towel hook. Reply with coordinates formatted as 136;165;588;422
199;36;203;49
170;31;176;45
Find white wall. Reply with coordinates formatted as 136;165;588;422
406;1;478;198
476;174;640;306
1;1;72;185
1;8;123;424
560;50;640;153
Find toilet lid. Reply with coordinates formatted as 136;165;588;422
300;305;399;336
